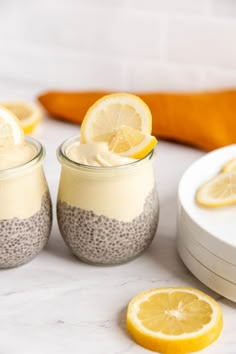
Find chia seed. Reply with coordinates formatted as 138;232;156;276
57;188;159;265
0;192;52;268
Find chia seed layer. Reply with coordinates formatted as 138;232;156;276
0;192;52;268
57;188;159;265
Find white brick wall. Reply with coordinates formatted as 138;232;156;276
127;0;209;15
167;17;236;69
0;0;236;94
125;63;205;92
212;0;236;17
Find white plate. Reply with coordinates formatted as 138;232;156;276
178;144;236;264
177;240;236;302
178;217;236;283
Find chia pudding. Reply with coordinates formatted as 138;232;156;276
57;135;159;265
57;188;158;265
0;136;52;268
0;192;52;268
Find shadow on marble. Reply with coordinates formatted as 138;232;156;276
147;231;189;275
43;224;81;265
221;298;236;309
117;305;130;339
145;232;224;300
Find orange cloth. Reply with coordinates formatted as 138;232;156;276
38;90;236;151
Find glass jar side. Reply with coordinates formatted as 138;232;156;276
0;138;52;268
57;137;159;265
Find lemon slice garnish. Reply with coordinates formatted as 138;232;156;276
109;126;157;159
127;287;223;354
80;93;152;144
0;106;24;147
196;171;236;207
0;101;43;134
222;158;236;172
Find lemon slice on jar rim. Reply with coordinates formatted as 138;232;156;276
80;93;152;143
126;287;223;354
80;93;157;159
0;105;24;147
0;101;43;134
109;125;157;159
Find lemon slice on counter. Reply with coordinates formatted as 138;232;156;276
109;126;157;159
0;105;24;146
126;287;223;354
222;158;236;172
196;171;236;207
80;93;152;143
0;101;43;134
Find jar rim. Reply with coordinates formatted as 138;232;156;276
57;135;155;172
0;136;45;178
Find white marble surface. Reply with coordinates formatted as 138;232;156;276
0;100;235;354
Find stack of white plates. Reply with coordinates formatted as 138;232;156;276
177;144;236;302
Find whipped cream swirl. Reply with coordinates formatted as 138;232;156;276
66;142;136;167
0;142;37;170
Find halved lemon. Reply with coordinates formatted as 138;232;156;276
0;101;43;134
80;93;152;144
196;171;236;207
127;287;223;354
222;158;236;172
0;105;24;146
109;126;157;159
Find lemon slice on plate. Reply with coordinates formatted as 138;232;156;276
222;158;236;172
0;101;42;134
109;126;157;159
80;93;152;143
0;105;24;146
127;287;223;354
196;171;236;207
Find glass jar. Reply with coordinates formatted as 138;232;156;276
57;136;159;265
0;137;52;268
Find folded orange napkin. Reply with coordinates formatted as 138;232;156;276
38;90;236;151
